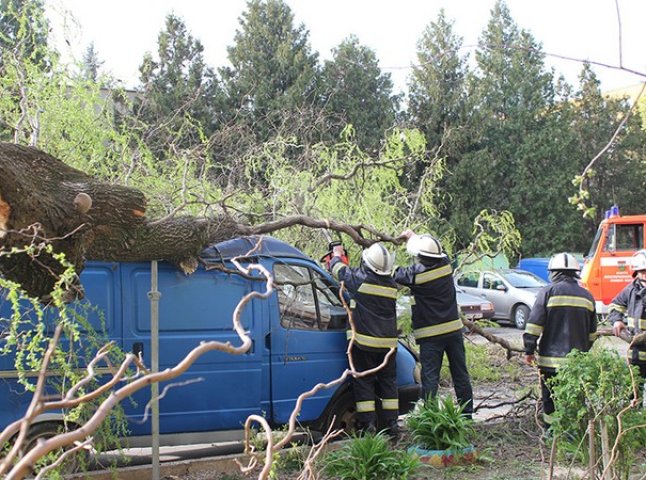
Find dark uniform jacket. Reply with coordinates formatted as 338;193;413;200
524;276;597;372
330;257;398;352
608;279;646;364
393;257;462;343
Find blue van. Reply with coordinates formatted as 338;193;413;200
0;236;420;448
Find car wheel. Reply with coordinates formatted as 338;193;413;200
320;390;356;435
19;422;85;473
513;305;530;329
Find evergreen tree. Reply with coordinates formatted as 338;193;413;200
569;64;646;236
81;42;104;82
408;9;469;163
221;0;319;142
319;35;399;153
135;13;223;158
448;0;576;255
0;0;49;73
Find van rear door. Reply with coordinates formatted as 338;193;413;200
269;261;348;424
120;262;264;436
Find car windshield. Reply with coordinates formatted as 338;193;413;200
502;270;547;288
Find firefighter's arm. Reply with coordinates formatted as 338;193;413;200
589;301;598;344
523;289;547;355
392;265;415;287
608;289;629;336
329;256;349;281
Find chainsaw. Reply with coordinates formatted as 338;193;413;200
320;240;349;270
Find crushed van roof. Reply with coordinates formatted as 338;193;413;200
200;236;310;263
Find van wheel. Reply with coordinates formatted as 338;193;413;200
513;305;530;329
19;422;84;473
321;391;356;435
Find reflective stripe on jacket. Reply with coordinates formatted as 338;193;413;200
523;276;597;371
330;257;398;352
393;257;462;343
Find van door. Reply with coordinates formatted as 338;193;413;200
269;261;348;424
120;262;264;436
0;261;121;428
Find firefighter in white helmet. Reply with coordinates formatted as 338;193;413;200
393;230;473;418
327;242;400;438
524;252;597;432
609;249;646;380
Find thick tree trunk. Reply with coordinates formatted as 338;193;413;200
0;143;241;298
0;143;397;299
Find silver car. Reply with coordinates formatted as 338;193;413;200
454;269;548;329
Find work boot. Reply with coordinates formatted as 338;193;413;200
355;421;376;436
385;420;400;444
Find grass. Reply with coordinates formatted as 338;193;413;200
320;432;420;480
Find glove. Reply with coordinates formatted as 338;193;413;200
321;241;348;270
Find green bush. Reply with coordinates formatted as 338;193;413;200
550;349;646;478
405;396;475;451
321;432;419;480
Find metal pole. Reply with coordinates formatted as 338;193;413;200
148;260;161;480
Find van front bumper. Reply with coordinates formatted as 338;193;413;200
398;384;422;414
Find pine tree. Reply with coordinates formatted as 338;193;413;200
408;9;469;163
81;42;104;82
320;35;399;153
134;13;223;158
0;0;50;73
221;0;319;142
448;0;575;255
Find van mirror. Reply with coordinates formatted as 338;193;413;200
327;311;348;330
496;284;507;292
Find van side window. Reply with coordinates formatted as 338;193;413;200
274;264;347;331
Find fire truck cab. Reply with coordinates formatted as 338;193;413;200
580;206;646;315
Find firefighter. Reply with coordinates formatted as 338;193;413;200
524;252;597;431
328;242;400;437
393;230;473;418
609;249;646;380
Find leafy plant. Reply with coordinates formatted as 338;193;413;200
405;396;475;451
550;348;646;479
321;432;419;480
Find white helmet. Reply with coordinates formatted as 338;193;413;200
630;249;646;277
362;243;396;275
406;234;445;258
547;252;580;272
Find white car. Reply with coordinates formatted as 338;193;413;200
454;269;547;329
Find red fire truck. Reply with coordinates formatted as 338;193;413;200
580;206;646;315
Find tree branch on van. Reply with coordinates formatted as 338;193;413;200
0;142;406;300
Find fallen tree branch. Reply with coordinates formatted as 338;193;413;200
462;318;524;356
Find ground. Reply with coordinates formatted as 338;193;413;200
115;328;646;480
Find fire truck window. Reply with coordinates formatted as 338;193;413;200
611;224;643;251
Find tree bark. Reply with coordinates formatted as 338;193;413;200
0;143;400;299
0;143;245;298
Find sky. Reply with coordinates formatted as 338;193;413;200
44;0;646;95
